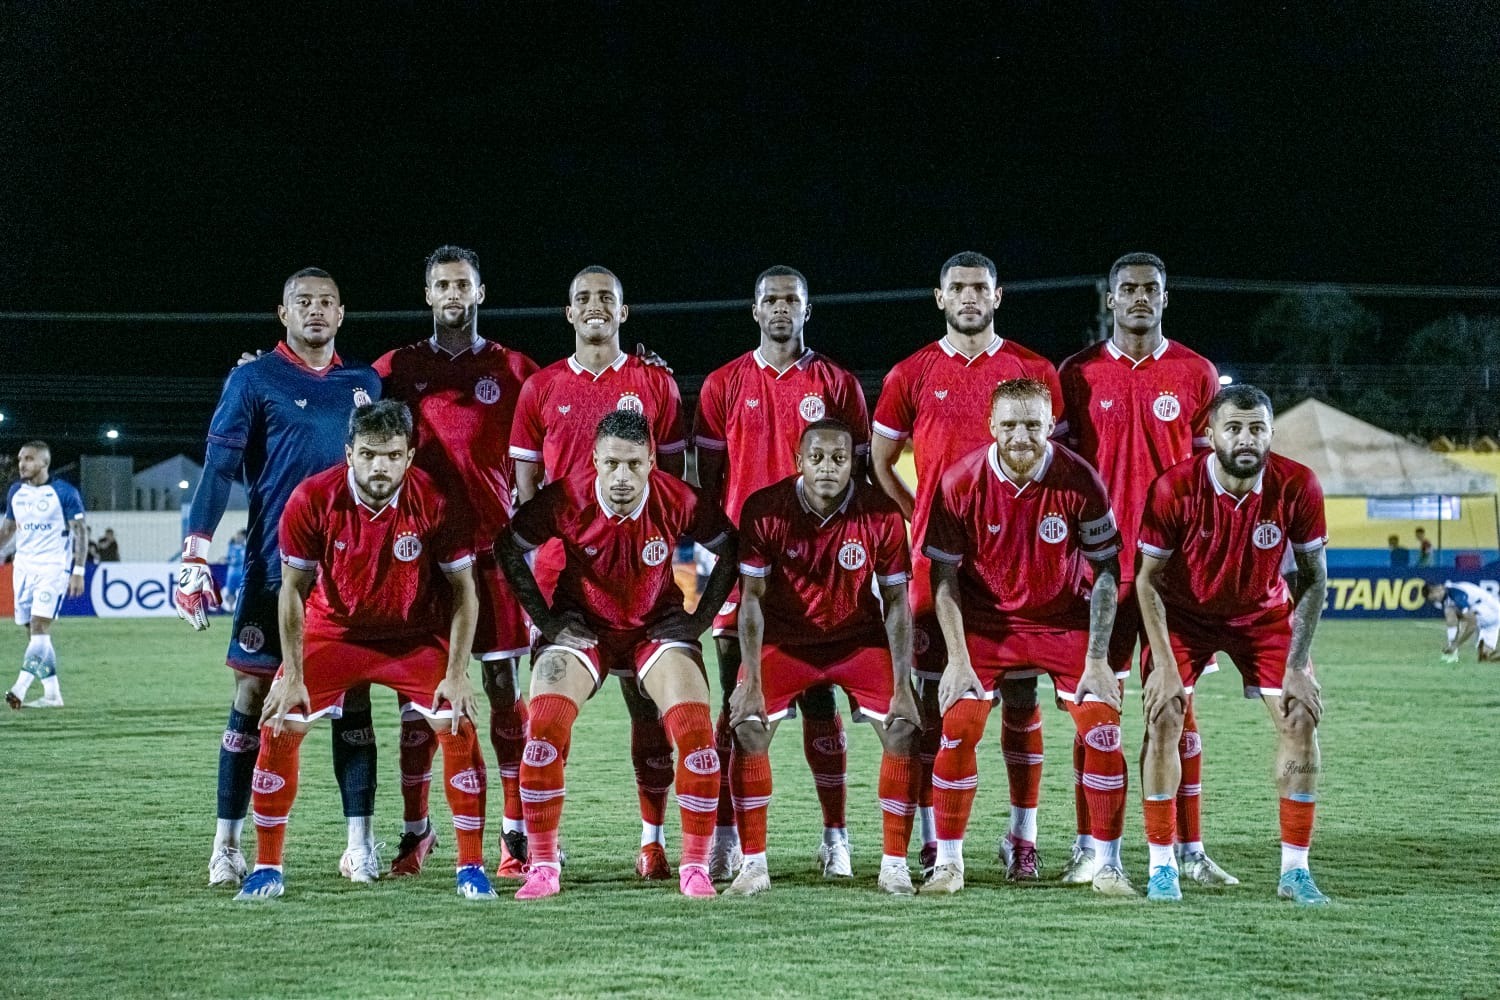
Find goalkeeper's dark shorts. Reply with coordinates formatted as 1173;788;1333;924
225;574;283;675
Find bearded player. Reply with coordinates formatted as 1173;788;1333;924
1135;384;1331;904
498;410;738;899
1054;252;1231;887
870;252;1062;879
695;266;872;879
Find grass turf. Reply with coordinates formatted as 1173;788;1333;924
2;618;1497;999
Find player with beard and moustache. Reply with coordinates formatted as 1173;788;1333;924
1054;253;1233;887
694;266;872;881
372;246;540;879
870;252;1062;880
178;268;385;891
1135;385;1332;904
509;266;690;881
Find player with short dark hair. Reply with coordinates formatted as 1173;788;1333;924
694;265;872;880
498;410;738;899
178;268;385;890
236;400;495;902
1426;581;1500;662
869;252;1063;879
1135;385;1332;904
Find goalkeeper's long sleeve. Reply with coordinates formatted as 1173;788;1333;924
186;441;245;540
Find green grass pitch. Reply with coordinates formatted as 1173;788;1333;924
2;618;1498;999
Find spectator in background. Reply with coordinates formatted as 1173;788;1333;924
1415;527;1435;567
96;528;120;562
222;529;247;614
1388;535;1411;568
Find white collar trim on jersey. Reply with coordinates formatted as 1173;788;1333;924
568;351;630;378
939;334;1004;361
795;478;854;526
987;441;1053;494
427;331;486;356
595;476;650;521
346;467;402;518
753;347;815;375
1206;455;1265;506
1105;337;1170;366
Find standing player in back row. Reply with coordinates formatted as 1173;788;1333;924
695;265;872;880
870;251;1062;878
1055;252;1231;887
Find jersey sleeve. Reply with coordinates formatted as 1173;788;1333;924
1136;473;1183;560
921;476;967;566
431;492;477;573
833;368;872;454
277;483;321;572
872;363;915;442
4;482;19;522
874;507;913;585
1189;357;1219;450
687;487;734;549
1029;356;1065;420
206;368;259;451
1287;469;1329;552
693;369;729;452
653;373;688;456
58;482;86;521
1054;358;1084;446
1074;463;1121;562
737;496;776;579
509;484;561;552
371;350;395;380
508;374;546;465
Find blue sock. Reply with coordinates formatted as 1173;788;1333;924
332;708;377;818
217;708;260;821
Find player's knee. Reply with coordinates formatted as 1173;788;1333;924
234;672;273;713
797;684;837;719
481;660;516;701
1278;702;1317;740
1146;701;1185;746
733;720;772;755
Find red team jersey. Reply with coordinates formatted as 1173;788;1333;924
923;443;1120;635
510;469;733;632
280;465;475;641
1057;339;1218;581
695;348;871;523
738;478;911;647
1137;452;1327;624
509;353;686;481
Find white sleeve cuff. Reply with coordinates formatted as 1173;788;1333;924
1138;541;1174;560
739;562;771;578
282;554;317;571
922;545;963;566
509;446;542;463
440;554;476;573
872;421;910;442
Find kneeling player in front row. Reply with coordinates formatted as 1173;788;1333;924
727;419;922;895
498;410;739;899
239;401;496;901
1426;581;1500;663
924;378;1134;895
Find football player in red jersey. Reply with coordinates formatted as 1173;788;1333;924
695;266;872;879
1135;385;1331;905
498;410;738;899
373;246;540;879
1054;252;1233;887
870;252;1062;879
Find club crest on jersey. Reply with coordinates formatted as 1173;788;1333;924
353;388;373;407
641;535;670;566
584;545;599;556
1038;514;1069;544
934;389;949;401
684;748;721;775
523;739;559;767
987;523;1002;534
251;769;285;794
616;391;645;414
1152;392;1182;422
1252;522;1284;550
837;539;868;571
474;376;501;405
1084;723;1122;753
238;625;266;653
294;399;308;409
745;398;760;409
786;544;805;560
393;532;423;562
334;540;346;550
799;394;827;421
35;497;51;512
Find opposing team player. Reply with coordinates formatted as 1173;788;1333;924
870;252;1062;878
921;378;1132;895
726;419;921;895
498;410;738;899
236;401;496;902
1055;252;1232;886
373;246;539;878
178;268;385;889
1135;384;1331;904
1426;581;1500;662
509;266;690;879
695;266;872;879
3;442;86;710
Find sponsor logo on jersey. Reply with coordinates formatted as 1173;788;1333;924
838;539;867;571
987;523;1002;534
334;540;346;550
1084;723;1122;753
295;399;308;409
238;625;266;654
616;391;645;414
353;388;373;407
786;545;804;560
474;376;501;405
934;389;949;401
251;768;285;794
1252;522;1283;550
912;626;931;655
558;404;572;415
684;748;721;775
1152;392;1181;421
393;532;423;562
813;733;848;755
745;398;760;409
523;739;559;767
1182;731;1202;758
340;726;376;747
642;536;670;566
401;727;432;748
449;768;484;794
34;497;51;512
222;730;260;753
798;394;827;421
1038;514;1069;544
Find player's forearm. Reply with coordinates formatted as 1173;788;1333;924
932;569;970;669
1286;560;1327;673
496;535;555;629
693;539;739;634
869;437;915;520
1453;616;1477;650
71;522;88;569
1086;559;1120;660
277;594;307;682
1134;569;1176;673
738;594;766;687
513;461;541;505
446;590;478;680
882;589;916;686
187;442;244;538
0;521;14;550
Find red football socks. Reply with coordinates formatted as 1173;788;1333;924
519;694;577;867
663;702;719;870
251;728;305;867
436;718;487;868
877;750;918;857
630;715;674;829
932;698;990;842
730;748;772;856
490;696;529;827
1177;702;1203;845
999;702;1043;810
1066;701;1127;843
802;714;847;831
398;716;436;825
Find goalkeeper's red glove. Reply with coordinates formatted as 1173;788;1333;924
174;534;221;630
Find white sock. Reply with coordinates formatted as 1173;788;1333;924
252;863;283;872
1075;833;1097;853
347;816;373;850
919;806;936;845
502;816;525;835
744;850;767;868
1097;837;1123;868
1281;843;1310;875
214;818;245;850
41;676;60;700
823;826;847;847
881;854;907;869
642;821;665;848
403;819;429;836
1182;839;1204;857
936;838;964;867
1149;841;1178;870
1009;806;1038;844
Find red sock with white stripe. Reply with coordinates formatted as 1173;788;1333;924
631;715;674;846
490;695;528;834
802;714;847;838
663;702;719;872
1067;701;1126;866
435;718;487;868
1000;702;1043;847
398;717;436;834
519;694;577;869
730;748;772;863
932;698;990;866
715;708;738;841
251;728;304;869
1072;733;1094;852
877;750;918;863
1177;702;1203;852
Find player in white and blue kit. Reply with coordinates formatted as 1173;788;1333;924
1426;580;1500;662
3;441;87;710
175;268;385;888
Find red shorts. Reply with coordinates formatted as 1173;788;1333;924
473;547;529;661
910;551;950;679
960;628;1108;704
537;627;703;692
276;632;453;724
744;639;897;723
711;582;740;638
1141;604;1296;698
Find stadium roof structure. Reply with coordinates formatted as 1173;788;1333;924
1274;399;1497;497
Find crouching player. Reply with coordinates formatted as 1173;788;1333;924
238;401;496;902
1426;581;1500;663
923;378;1133;895
726;419;922;895
497;410;739;899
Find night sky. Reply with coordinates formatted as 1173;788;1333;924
3;4;1497;462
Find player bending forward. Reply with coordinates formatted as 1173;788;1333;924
237;401;496;902
727;419;922;895
498;410;738;899
1426;581;1500;663
1135;384;1331;904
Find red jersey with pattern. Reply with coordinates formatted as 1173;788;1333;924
872;337;1062;551
509;353;686;482
1137;452;1327;623
739;477;911;646
280;464;475;641
373;336;539;540
1057;339;1218;581
923;443;1119;634
510;469;732;632
696;348;871;523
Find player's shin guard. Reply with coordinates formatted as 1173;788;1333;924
932;698;990;850
398;717;436;827
1177;703;1203;847
490;696;528;830
218;708;261;822
1279;795;1316;874
331;707;377;819
663;702;719;870
631;716;674;833
435;719;487;868
715;708;736;828
520;694;577;868
878;751;919;858
1067;702;1127;845
730;749;772;857
251;729;304;867
802;714;848;832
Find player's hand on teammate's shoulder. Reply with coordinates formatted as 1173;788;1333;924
260;675;310;735
234;350;265;369
1141;662;1186;725
937;660;983;715
646;608;702;645
1280;668;1322;725
729;679;767;731
543;610;597;651
1076;656;1121;711
432;674;480;735
635;342;672;373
